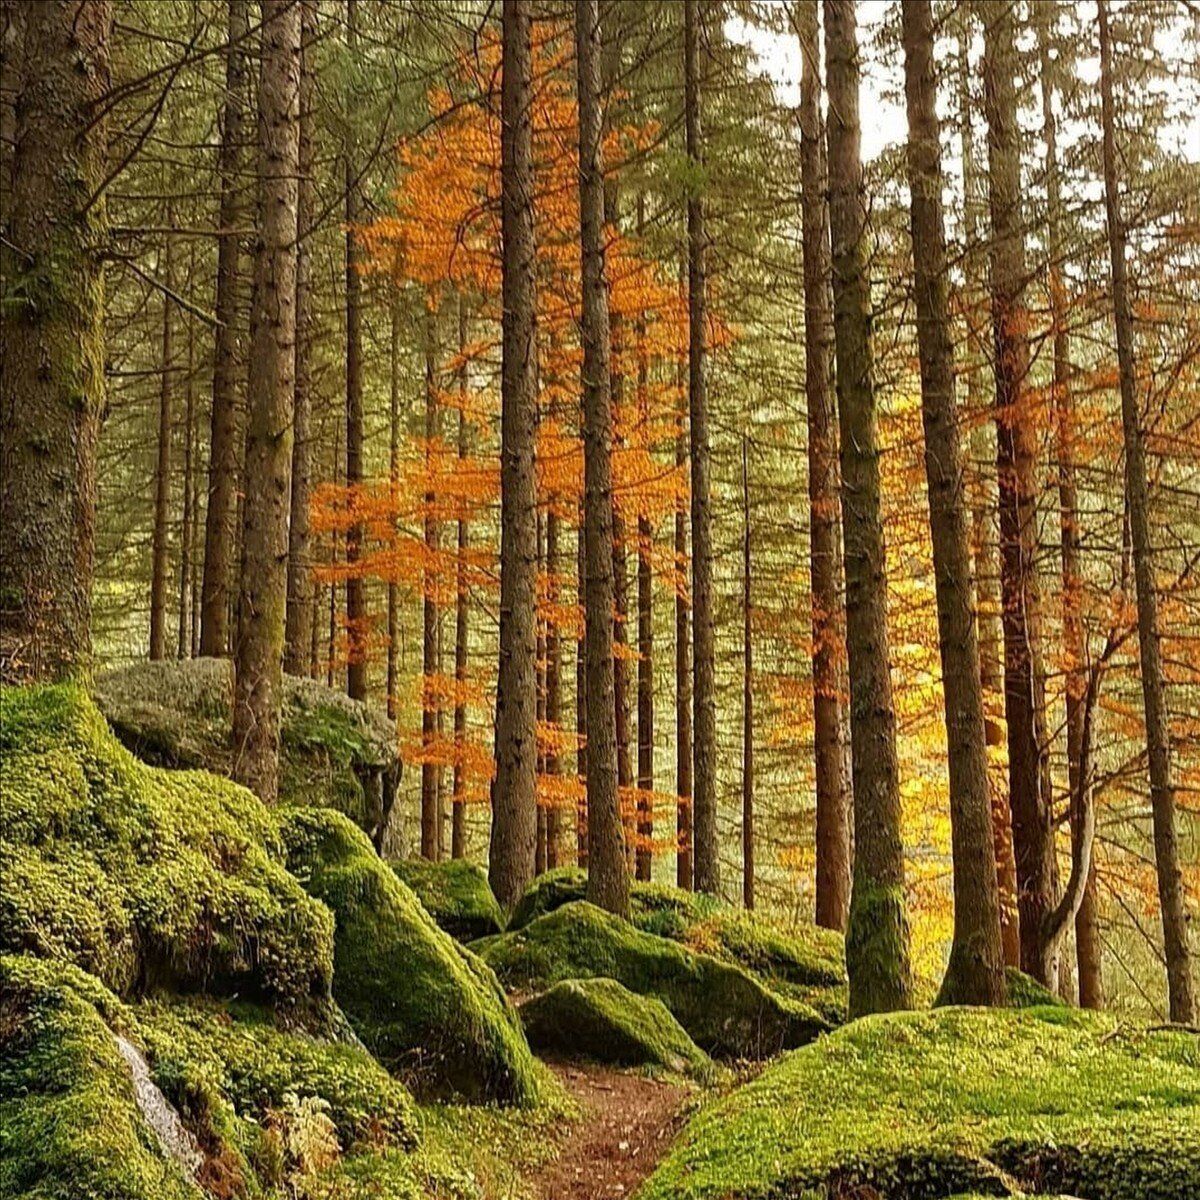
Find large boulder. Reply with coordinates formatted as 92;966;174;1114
640;1005;1200;1200
477;901;829;1060
0;685;333;1005
519;978;714;1079
93;658;401;847
281;807;540;1107
391;858;505;941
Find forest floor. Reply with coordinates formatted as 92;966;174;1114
527;1062;691;1199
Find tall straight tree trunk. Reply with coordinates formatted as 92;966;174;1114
797;0;852;932
150;229;175;661
232;0;300;804
742;437;755;910
201;0;249;658
685;0;719;896
675;354;693;890
452;296;470;858
343;0;366;701
577;0;629;918
577;512;589;865
982;0;1058;987
489;0;540;910
902;0;1006;1008
422;301;442;860
536;512;548;875
284;0;316;676
1098;0;1196;1025
178;276;197;659
387;285;402;713
823;0;912;1018
546;506;562;869
957;9;1020;968
326;420;341;687
0;0;111;684
636;195;654;883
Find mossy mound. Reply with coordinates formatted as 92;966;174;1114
640;1005;1200;1200
1005;967;1066;1009
281;807;539;1107
94;658;400;843
0;685;333;1005
508;866;593;929
391;858;504;942
477;901;829;1059
519;977;714;1079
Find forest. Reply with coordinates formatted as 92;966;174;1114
1;0;1198;1197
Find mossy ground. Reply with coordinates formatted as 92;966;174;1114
478;900;829;1059
392;858;505;941
640;1005;1200;1200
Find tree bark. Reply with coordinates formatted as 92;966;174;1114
902;0;1006;1008
685;0;719;896
150;227;175;661
452;295;470;859
742;436;754;910
1098;0;1195;1025
387;284;402;710
636;193;654;883
201;0;249;658
577;0;630;918
577;511;589;866
675;350;693;890
0;0;111;684
231;0;300;805
178;262;197;660
797;0;851;933
489;0;540;910
546;505;562;870
824;0;912;1017
422;300;442;860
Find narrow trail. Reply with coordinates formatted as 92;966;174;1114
529;1063;690;1199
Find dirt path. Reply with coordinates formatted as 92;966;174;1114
529;1063;690;1199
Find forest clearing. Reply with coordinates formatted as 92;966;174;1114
1;1;1199;1198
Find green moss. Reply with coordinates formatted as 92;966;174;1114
281;808;539;1107
391;859;505;942
0;684;334;1006
519;977;715;1080
1005;967;1066;1009
508;867;591;929
477;901;829;1059
845;881;914;1018
640;1006;1200;1200
0;955;204;1200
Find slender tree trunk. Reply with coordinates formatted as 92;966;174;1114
231;0;300;804
386;287;401;715
536;511;548;876
326;419;341;688
422;301;442;859
546;505;562;870
577;0;629;918
742;437;755;910
0;0;111;684
577;511;589;866
675;353;693;890
150;228;175;661
798;0;852;932
983;0;1058;987
1098;0;1195;1024
284;0;316;676
178;269;197;660
685;0;719;896
636;196;654;883
489;0;540;910
201;0;249;658
824;0;912;1017
902;0;1006;1008
452;295;470;858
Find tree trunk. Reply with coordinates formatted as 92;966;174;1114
577;511;589;866
326;419;340;688
489;0;540;910
546;506;562;870
797;0;852;933
0;0;111;684
982;0;1058;987
201;0;249;658
387;285;402;711
284;0;316;676
452;295;470;859
685;0;719;896
636;195;654;883
902;0;1006;1008
824;0;912;1017
577;0;629;918
675;351;693;891
742;437;754;911
150;228;174;661
422;301;442;860
1098;0;1195;1025
231;0;300;805
178;266;197;660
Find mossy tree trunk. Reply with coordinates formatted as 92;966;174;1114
902;0;1006;1008
0;0;111;685
576;0;629;919
823;0;912;1018
489;0;540;910
231;0;300;805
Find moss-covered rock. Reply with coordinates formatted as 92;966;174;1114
0;685;333;1005
519;977;714;1079
477;901;829;1059
1005;967;1066;1009
640;1005;1200;1200
94;658;401;844
508;866;591;929
281;807;539;1107
391;858;504;942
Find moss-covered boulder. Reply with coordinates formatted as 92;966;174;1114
94;658;401;846
391;858;504;942
640;1005;1200;1200
281;807;539;1107
477;901;829;1059
0;685;333;1005
1005;966;1066;1009
519;978;713;1079
508;866;591;929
